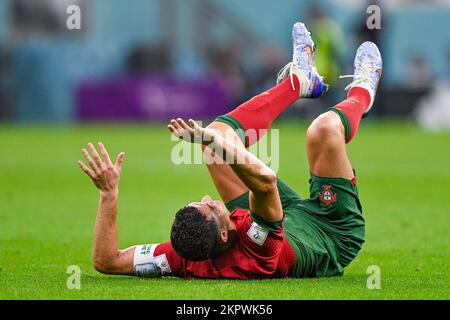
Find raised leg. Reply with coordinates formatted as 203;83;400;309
203;74;301;203
203;22;329;203
306;111;354;180
307;40;383;180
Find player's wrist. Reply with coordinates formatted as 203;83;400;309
100;188;119;199
203;131;221;147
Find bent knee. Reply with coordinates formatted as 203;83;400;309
307;112;344;143
203;121;245;149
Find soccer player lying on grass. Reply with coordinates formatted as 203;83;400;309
78;22;382;279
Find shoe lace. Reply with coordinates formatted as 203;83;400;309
339;59;372;91
277;62;296;91
278;34;314;92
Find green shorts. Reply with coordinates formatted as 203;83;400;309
225;173;365;278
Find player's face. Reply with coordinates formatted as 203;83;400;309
187;196;233;254
187;195;228;222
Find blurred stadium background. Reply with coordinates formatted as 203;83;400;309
0;0;449;125
1;0;450;299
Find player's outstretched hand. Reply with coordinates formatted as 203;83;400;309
168;118;217;145
78;142;124;192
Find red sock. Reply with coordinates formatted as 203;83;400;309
331;87;371;143
226;76;300;146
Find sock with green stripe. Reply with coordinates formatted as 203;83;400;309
216;76;300;147
329;87;371;143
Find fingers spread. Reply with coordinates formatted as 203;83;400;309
98;142;113;167
88;143;104;169
169;118;207;144
177;118;190;130
168;119;187;141
189;119;202;131
168;123;181;138
82;148;100;174
170;119;182;131
78;160;96;179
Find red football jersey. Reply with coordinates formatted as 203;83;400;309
136;209;297;280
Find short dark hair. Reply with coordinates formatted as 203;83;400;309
170;205;220;261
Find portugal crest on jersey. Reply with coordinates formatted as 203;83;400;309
319;185;337;206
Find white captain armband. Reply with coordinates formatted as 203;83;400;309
133;244;171;278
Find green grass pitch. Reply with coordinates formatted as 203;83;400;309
0;121;449;299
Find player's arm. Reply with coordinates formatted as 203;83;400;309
168;119;283;223
78;142;135;275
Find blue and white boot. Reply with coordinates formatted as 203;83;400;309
277;22;328;98
340;41;382;117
